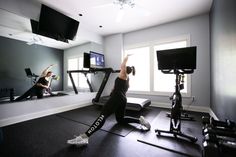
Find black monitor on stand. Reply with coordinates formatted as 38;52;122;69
157;46;197;121
25;68;39;85
155;46;197;142
157;46;196;74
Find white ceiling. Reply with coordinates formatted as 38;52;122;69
0;0;213;50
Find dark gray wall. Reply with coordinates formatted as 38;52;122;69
0;36;63;96
210;0;236;122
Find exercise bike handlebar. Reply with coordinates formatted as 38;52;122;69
161;69;194;74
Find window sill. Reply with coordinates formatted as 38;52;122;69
127;91;192;97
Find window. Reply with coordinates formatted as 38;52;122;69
125;47;150;91
67;57;91;89
154;41;188;93
78;57;90;89
124;37;191;96
68;58;78;87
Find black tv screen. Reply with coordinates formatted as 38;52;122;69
156;46;197;70
38;4;79;42
90;51;105;68
83;52;90;68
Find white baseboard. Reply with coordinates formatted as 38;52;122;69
1;98;219;128
208;108;219;120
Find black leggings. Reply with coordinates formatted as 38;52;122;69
15;86;44;101
85;95;140;137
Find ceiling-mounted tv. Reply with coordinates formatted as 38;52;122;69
37;4;79;43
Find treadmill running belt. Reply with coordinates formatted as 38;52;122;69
98;96;151;111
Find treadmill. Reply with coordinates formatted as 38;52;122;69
67;68;151;111
96;96;151;111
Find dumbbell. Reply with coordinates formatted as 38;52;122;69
203;126;236;138
202;140;219;157
202;116;235;129
202;134;230;157
202;117;235;135
204;133;236;150
204;133;235;143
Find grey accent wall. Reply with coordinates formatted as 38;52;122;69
0;36;63;96
210;0;236;122
104;14;210;108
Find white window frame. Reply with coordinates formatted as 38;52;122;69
123;35;192;97
67;54;91;91
67;58;79;87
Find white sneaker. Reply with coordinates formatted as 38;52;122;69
67;134;89;147
139;116;151;130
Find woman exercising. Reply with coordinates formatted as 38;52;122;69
15;64;55;101
67;55;151;147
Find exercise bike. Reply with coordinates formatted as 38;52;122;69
155;69;197;142
155;46;198;143
166;77;195;121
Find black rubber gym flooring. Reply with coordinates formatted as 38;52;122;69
137;111;204;157
57;105;160;137
0;105;208;157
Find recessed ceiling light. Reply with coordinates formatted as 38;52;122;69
78;13;83;16
99;25;103;28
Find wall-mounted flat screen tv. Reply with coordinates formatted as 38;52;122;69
90;51;105;68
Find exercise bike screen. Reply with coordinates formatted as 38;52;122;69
156;46;196;70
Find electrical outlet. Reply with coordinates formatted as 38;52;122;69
192;96;195;102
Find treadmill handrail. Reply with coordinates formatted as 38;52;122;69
67;68;120;95
67;68;120;74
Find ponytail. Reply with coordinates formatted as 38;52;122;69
126;66;132;74
126;66;136;76
132;66;135;76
